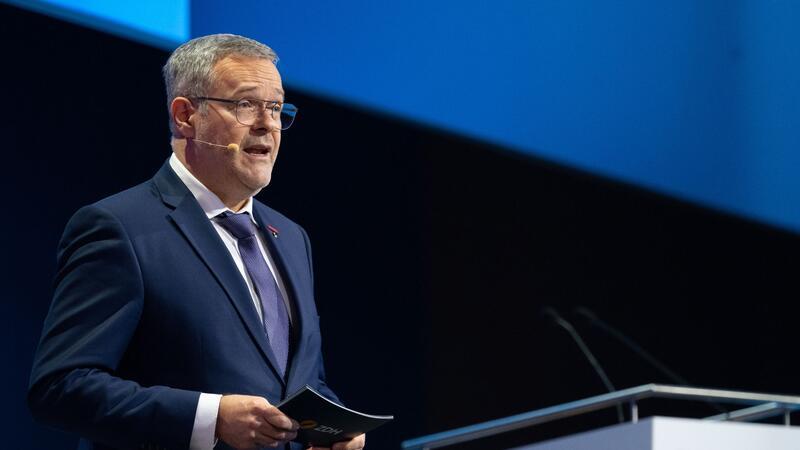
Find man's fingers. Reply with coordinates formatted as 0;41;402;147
245;398;298;442
258;427;297;442
252;423;299;448
260;406;299;431
217;394;301;449
254;429;287;448
330;433;366;450
253;417;297;442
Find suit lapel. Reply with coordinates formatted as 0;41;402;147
153;161;286;385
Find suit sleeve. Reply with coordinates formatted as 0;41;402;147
28;204;199;450
300;226;341;405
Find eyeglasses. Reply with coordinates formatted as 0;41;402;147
195;97;298;130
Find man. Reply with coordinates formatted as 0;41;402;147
28;34;366;450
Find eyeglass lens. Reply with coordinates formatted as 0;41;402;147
236;100;296;130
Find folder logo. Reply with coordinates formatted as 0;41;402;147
300;420;318;429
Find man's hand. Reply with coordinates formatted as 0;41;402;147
308;433;366;450
216;394;299;449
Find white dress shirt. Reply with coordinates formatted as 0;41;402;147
169;154;292;450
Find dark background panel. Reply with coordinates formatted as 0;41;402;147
3;3;800;450
420;137;800;448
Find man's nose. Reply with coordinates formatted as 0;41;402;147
252;106;281;133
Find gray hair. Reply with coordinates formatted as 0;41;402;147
162;33;279;135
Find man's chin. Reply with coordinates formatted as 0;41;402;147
243;177;271;196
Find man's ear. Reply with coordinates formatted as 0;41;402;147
171;97;197;138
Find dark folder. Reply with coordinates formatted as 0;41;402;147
277;385;394;448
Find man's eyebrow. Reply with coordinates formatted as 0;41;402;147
233;86;285;100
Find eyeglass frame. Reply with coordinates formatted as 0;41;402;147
193;96;298;130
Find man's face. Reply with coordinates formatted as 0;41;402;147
187;56;284;203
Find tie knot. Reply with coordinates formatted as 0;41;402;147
216;212;258;239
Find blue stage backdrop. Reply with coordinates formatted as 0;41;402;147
191;1;800;232
9;0;800;232
1;0;188;48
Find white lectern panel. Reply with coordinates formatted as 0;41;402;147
511;416;800;450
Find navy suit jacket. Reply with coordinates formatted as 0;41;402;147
29;160;339;450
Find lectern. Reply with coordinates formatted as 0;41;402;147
401;384;800;450
512;416;800;450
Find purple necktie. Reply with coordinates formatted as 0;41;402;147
216;212;290;376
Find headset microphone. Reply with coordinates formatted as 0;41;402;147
192;138;239;152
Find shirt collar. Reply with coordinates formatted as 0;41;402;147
169;153;257;224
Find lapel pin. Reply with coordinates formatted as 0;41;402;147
267;224;279;238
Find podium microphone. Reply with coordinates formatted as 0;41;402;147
191;138;240;152
542;307;624;423
574;306;727;414
574;307;688;385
